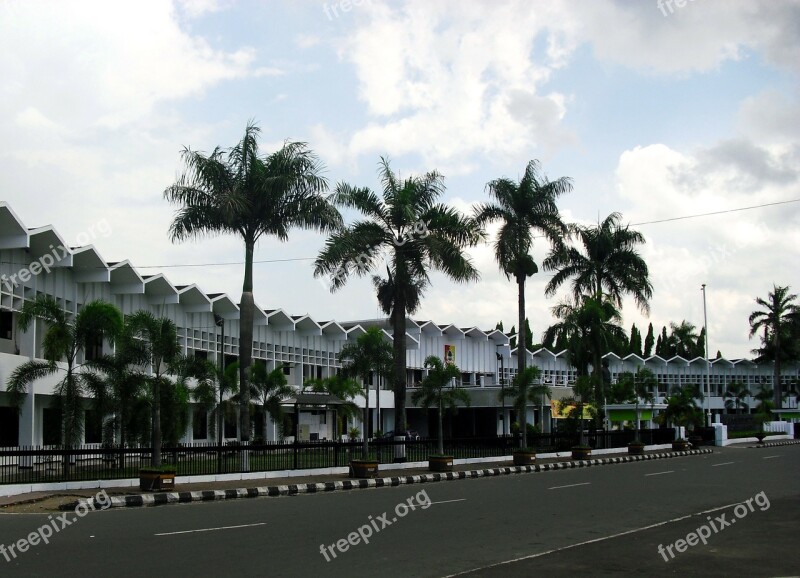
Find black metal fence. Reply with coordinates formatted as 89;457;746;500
0;428;675;485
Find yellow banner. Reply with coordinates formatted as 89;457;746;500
551;400;594;419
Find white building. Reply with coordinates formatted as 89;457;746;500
0;201;797;448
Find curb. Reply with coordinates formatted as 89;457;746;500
749;439;800;448
84;449;713;509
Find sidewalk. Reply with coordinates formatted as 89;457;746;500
0;448;714;513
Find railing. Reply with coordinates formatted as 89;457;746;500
0;429;674;485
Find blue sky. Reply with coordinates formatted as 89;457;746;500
1;0;799;358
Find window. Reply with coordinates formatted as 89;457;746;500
0;311;12;340
84;410;103;444
85;334;103;362
283;365;291;376
43;408;62;446
0;407;19;446
224;415;237;439
194;350;208;361
192;408;208;440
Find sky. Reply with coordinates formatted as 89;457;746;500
1;0;798;359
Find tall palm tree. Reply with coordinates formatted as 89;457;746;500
165;122;342;445
748;285;799;409
500;366;551;448
337;326;393;459
411;355;470;455
314;157;481;454
124;311;181;467
474;160;570;400
544;212;653;315
6;295;123;449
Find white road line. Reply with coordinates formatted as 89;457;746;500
711;461;735;467
430;499;466;505
442;513;694;577
548;482;591;490
644;471;674;477
696;502;744;515
762;455;781;459
155;522;266;537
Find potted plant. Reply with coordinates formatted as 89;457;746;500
139;465;176;491
411;355;470;473
513;447;536;466
571;445;592;460
349;459;379;478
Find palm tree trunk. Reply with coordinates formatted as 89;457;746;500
438;400;444;455
263;406;269;442
363;379;369;460
239;240;255;471
392;295;407;462
153;377;161;467
517;274;527;448
773;325;781;409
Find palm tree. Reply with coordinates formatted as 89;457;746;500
662;385;703;433
249;362;293;442
474;160;570;401
83;319;150;456
6;295;123;449
411;356;470;455
618;368;657;439
304;373;362;440
314;157;481;452
668;320;700;358
748;285;799;408
192;360;240;444
544;211;653;315
500;366;551;448
337;326;393;459
124;311;181;467
723;381;751;415
165;122;342;445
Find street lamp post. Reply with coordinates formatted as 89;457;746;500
701;284;711;426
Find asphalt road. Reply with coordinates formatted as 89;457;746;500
1;445;798;577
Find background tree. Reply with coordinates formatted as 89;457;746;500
411;356;470;455
500;366;551;448
192;360;240;445
628;323;642;357
544;211;652;316
125;311;182;467
474;159;570;411
614;368;657;439
662;384;704;433
249;362;293;443
723;381;751;415
668;320;700;358
315;157;481;447
749;285;799;408
165;122;342;446
337;326;393;459
6;296;122;450
304;374;362;440
643;322;655;357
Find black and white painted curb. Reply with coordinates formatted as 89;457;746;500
80;449;713;509
750;439;800;448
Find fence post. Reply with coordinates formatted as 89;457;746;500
293;439;298;470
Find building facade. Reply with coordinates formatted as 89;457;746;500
0;201;797;447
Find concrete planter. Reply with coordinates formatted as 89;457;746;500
672;440;690;451
139;470;176;491
571;447;592;460
349;460;379;478
512;451;536;466
428;456;454;472
627;443;645;455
